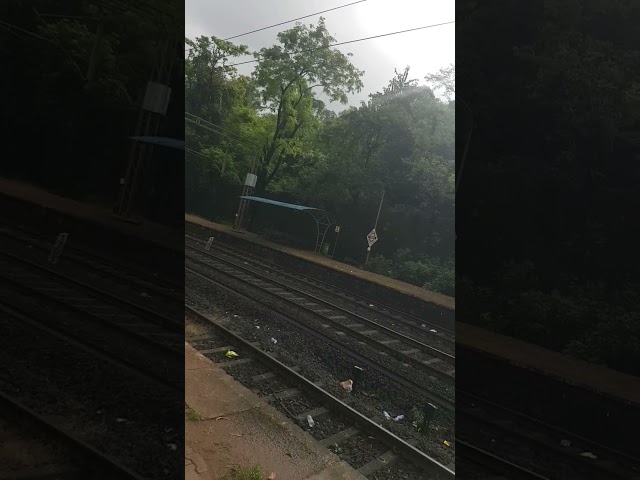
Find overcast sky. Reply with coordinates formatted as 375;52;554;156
186;0;454;110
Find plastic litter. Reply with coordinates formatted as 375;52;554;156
256;326;260;329
225;350;239;358
421;324;427;328
383;411;391;419
580;452;598;459
560;439;571;447
267;473;276;480
430;329;437;333
339;379;353;392
116;418;127;423
368;304;374;308
306;415;315;428
393;415;404;422
443;440;451;447
167;443;177;451
271;338;278;345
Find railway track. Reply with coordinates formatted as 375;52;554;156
0;388;145;480
185;243;455;390
454;440;550;480
0;223;183;315
0;234;183;479
456;391;640;480
185;232;454;342
186;265;453;411
186;305;455;480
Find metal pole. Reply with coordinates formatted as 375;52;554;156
365;187;385;264
351;366;364;393
332;227;340;258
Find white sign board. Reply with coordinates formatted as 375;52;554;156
245;173;257;187
142;82;171;115
366;229;378;247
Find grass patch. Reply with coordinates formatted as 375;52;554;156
224;465;263;480
185;405;203;421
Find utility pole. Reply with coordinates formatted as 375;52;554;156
234;158;258;231
86;14;105;87
114;34;179;222
365;185;385;265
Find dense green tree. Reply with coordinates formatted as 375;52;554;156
456;0;640;375
184;20;455;295
251;17;364;194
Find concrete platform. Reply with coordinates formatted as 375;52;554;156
185;342;367;480
458;322;640;407
0;177;182;252
185;213;454;310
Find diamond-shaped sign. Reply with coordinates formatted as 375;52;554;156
367;229;378;247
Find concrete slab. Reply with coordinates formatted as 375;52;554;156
185;344;262;420
185;342;366;480
304;461;368;480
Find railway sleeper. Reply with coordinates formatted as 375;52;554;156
252;365;301;383
187;334;215;342
268;388;301;401
218;358;253;368
359;329;379;336
296;407;329;423
199;346;234;354
401;348;420;356
319;426;360;448
357;450;400;477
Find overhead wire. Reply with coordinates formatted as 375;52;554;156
222;0;367;41
186;113;263;149
223;20;455;68
185;0;367;51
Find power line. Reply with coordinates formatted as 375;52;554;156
223;0;367;41
186;112;263;149
224;20;455;68
0;18;55;44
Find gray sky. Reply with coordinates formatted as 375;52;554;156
186;0;454;110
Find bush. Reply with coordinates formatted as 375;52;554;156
367;249;454;296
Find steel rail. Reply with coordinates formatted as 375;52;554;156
186;303;455;479
0;389;147;480
186;248;455;385
0;222;184;295
185;266;455;411
0;248;182;333
185;232;454;337
455;440;550;479
186;242;453;362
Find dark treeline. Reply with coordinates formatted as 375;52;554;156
457;1;640;375
1;0;183;225
185;18;455;296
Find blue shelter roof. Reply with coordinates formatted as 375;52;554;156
239;196;319;211
129;136;185;150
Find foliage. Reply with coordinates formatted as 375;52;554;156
185;18;455;297
2;1;183;204
251;17;364;194
456;0;640;374
223;465;264;480
368;250;454;296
